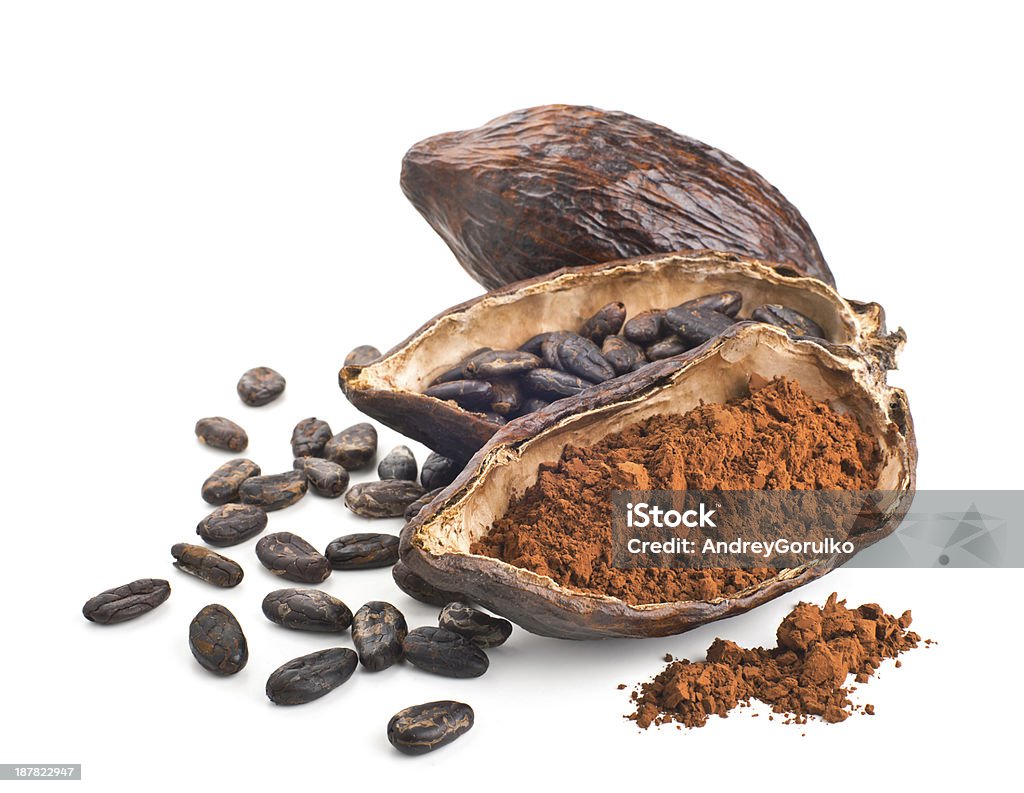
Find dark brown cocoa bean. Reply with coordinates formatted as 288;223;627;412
752;304;826;339
377;446;418;481
645;336;689;360
518;332;556;355
201;458;261;505
521;368;590;399
261;588;352;632
438;602;513;648
423;379;494;409
196;503;268;547
539;332;573;370
402;626;489;678
325;533;400;569
404;488;443;522
189;604;247;676
686;290;743;317
429;348;492;385
623;309;666;345
556;334;615;382
352;601;408;671
345;480;426;518
387;700;474;756
255;532;331;584
463;349;541;378
664;303;736;346
479;411;507;425
195;417;248;452
82;578;170;624
601;335;646;375
266;648;357;706
236;366;286;407
579;301;626;344
520;397;551;415
344;345;382;367
393;561;465;606
291;417;333;459
171;543;243;588
488;378;523;416
238;470;307;511
420;453;460;491
323;422;378;470
293;457;349;498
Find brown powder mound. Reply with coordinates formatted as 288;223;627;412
629;593;921;728
471;378;880;604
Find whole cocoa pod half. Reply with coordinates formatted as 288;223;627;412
400;104;832;289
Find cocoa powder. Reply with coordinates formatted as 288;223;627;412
629;593;923;728
472;378;880;604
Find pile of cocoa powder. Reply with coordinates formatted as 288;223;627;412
472;378;881;604
629;593;924;728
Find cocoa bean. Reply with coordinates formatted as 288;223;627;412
489;378;523;416
664;303;736;347
423;379;494;409
195;417;248;452
430;348;492;385
438;602;513;648
378;446;418;481
325;533;400;569
752;304;826;339
402;626;489;678
420;453;460;491
189;604;247;676
645;336;689;360
291;417;332;458
82;578;170;624
602;335;646;375
521;368;589;399
463;349;541;378
201;458;261;505
171;543;243;588
238;470;307;511
387;701;474;756
352;601;408;671
323;423;378;470
623;309;666;345
557;334;615;382
236;366;286;407
345;480;426;518
266;648;357;706
261;588;352;632
686;290;743;317
255;532;331;584
344;345;382;367
579;301;626;344
293;457;349;498
196;503;268;547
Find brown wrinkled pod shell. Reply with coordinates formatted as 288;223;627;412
400;104;831;289
341;252;902;462
399;324;916;639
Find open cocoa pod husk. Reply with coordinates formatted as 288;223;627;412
339;250;904;462
398;324;916;639
400;104;832;289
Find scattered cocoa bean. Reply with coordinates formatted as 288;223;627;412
403;626;489;678
236;366;286;406
266;648;357;706
438;602;513;648
378;445;418;481
238;470;307;511
352;601;408;672
82;578;171;624
255;532;331;584
196;503;268;547
325;533;400;569
323;422;378;470
261;588;352;632
195;417;248;452
291;417;333;458
344;345;382;367
171;543;243;588
189;604;247;676
201;458;261;505
345;480;426;518
387;701;474;755
293;457;349;498
420;453;460;491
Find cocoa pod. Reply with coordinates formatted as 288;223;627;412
238;470;307;511
341;252;899;462
323;423;378;470
346;480;426;518
262;588;352;632
171;543;243;588
291;417;333;459
201;458;261;505
255;532;331;584
399;323;916;639
82;578;170;624
195;417;247;452
387;700;474;755
352;601;408;671
196;503;268;547
404;488;443;522
400;104;832;289
236;366;286;407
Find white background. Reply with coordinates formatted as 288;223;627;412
1;2;1021;790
